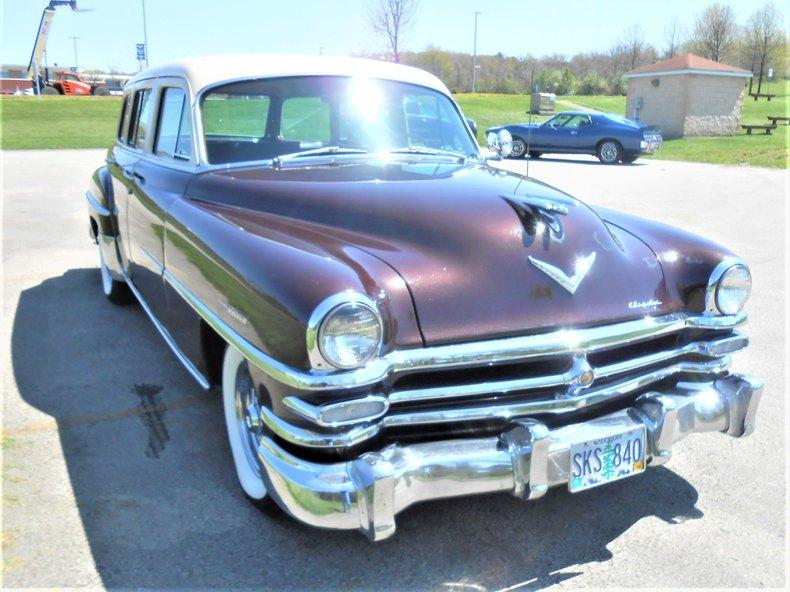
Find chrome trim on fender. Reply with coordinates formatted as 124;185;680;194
86;190;115;217
256;373;763;540
161;269;748;393
122;271;210;390
283;395;390;428
264;358;733;449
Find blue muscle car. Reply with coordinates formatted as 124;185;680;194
486;111;662;164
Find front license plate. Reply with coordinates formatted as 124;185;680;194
568;425;646;493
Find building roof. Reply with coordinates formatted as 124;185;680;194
623;53;752;79
128;54;451;95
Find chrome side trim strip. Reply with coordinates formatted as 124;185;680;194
122;271;211;390
160;268;748;392
262;358;732;449
85;190;115;217
138;246;165;275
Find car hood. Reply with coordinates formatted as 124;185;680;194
188;161;671;345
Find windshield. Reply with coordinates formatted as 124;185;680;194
201;76;477;164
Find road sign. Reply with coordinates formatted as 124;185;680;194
136;43;146;61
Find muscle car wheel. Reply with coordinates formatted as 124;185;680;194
510;138;527;158
222;345;270;502
98;246;132;304
596;140;622;164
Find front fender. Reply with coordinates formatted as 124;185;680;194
595;207;736;313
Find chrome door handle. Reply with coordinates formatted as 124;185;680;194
570;130;578;135
122;168;135;180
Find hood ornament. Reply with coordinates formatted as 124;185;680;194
502;194;568;238
529;252;597;295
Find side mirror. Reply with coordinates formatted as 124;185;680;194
465;117;478;138
485;129;513;159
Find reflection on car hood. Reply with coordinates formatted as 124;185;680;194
188;162;671;345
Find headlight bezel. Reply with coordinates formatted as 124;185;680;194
307;292;384;371
705;258;751;316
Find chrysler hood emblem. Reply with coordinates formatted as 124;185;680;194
528;252;597;295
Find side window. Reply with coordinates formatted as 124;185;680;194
280;96;330;144
117;95;129;142
130;88;152;149
155;87;193;160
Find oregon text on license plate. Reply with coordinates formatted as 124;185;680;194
568;426;646;493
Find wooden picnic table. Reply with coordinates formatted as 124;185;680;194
767;115;790;126
750;93;776;101
741;124;776;135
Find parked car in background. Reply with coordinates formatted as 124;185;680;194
486;111;662;163
86;55;760;541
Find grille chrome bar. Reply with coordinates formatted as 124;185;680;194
264;357;734;449
389;333;747;405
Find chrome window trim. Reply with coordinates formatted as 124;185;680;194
306;292;384;371
705;256;748;315
163;268;747;392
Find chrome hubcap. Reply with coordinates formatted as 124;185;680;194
601;142;618;162
234;363;263;477
98;247;113;295
512;139;526;156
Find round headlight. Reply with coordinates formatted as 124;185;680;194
715;264;751;315
318;301;382;369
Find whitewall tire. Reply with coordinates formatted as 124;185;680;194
222;345;269;502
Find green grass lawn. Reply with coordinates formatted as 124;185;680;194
0;96;122;149
2;85;787;167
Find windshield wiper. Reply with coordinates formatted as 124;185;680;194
385;147;467;162
272;146;368;168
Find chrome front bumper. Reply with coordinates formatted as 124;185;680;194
257;373;762;541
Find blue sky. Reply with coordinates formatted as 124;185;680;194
1;0;782;72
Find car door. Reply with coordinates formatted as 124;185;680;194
106;88;140;275
533;114;571;151
125;79;193;321
564;114;594;150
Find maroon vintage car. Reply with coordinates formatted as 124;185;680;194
86;55;761;540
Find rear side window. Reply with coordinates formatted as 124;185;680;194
155;87;193;160
117;95;129;142
130;88;152;149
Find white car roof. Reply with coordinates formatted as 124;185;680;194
128;54;452;96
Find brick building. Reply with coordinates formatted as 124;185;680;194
623;53;752;139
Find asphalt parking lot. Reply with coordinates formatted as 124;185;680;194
2;150;786;589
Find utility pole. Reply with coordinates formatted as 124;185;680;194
141;0;150;67
472;11;481;93
69;36;80;70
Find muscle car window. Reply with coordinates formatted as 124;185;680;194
545;114;573;127
155;87;193;160
131;88;153;149
201;77;476;165
564;115;591;128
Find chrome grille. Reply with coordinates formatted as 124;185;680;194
264;313;749;449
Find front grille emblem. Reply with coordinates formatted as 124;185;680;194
528;252;597;295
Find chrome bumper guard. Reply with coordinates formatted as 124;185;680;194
258;373;762;541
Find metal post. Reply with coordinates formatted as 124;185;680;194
472;11;481;93
69;36;80;70
141;0;149;67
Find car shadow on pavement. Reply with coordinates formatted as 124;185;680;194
10;268;703;591
520;156;648;167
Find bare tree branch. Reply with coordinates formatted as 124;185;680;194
367;0;420;63
663;17;685;58
743;2;783;93
690;2;737;62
